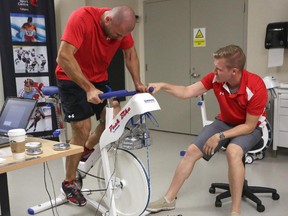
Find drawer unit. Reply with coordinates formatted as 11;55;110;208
279;97;288;108
279;107;288;115
278;132;288;148
279;116;288;131
273;87;288;155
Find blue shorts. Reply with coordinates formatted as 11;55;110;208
193;118;263;161
57;80;110;122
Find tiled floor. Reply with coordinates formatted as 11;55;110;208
7;130;288;216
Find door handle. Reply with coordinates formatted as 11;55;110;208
191;72;200;78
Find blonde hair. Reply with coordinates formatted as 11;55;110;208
213;45;246;71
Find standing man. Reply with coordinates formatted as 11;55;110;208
146;45;267;216
55;6;146;206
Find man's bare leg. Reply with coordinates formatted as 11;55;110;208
85;100;121;150
62;118;91;206
226;144;245;214
165;144;203;201
65;118;91;181
147;144;203;212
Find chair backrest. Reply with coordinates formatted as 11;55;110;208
249;120;272;154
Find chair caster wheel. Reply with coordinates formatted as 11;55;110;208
209;187;215;194
272;193;280;200
257;204;265;212
256;152;265;160
215;200;222;207
245;155;254;164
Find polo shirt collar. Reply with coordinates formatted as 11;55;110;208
215;70;247;96
236;69;247;95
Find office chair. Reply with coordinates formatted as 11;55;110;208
208;132;280;212
197;96;272;164
198;94;280;212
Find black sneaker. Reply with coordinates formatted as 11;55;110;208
62;180;87;206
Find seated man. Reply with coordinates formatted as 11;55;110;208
146;45;268;216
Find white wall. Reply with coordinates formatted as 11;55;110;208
54;0;288;140
246;0;288;82
54;0;86;46
85;0;288;85
1;0;288;137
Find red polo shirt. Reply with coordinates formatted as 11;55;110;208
201;70;268;125
55;6;134;83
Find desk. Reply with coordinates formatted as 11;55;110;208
0;137;83;216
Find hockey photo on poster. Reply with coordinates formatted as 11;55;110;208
16;76;53;133
13;45;48;73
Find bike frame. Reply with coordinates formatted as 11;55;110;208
28;88;160;216
89;90;160;216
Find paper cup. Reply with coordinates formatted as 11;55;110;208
8;129;26;160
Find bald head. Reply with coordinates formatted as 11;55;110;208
108;6;136;32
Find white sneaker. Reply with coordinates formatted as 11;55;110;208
146;196;176;213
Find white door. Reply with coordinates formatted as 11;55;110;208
144;0;246;134
190;0;246;134
144;0;191;134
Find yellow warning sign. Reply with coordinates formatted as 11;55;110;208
195;29;204;38
193;28;206;47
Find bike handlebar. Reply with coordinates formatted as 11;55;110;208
42;86;59;96
99;87;154;100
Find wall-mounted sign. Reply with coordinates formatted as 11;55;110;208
193;27;206;47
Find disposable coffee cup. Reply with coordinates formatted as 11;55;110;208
8;128;26;160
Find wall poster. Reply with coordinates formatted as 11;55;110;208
0;0;58;140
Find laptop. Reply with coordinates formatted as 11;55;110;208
0;97;37;148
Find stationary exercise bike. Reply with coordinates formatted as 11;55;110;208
28;87;160;216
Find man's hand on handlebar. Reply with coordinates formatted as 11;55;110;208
87;83;155;102
87;88;104;104
146;83;162;94
135;82;146;93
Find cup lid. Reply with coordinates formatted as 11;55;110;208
7;128;26;136
25;142;42;149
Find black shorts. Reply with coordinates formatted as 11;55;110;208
193;118;263;161
57;80;110;122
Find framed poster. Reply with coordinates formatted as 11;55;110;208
0;0;58;139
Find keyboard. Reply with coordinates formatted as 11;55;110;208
0;136;9;146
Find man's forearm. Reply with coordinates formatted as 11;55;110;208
126;59;141;85
221;123;257;139
58;55;95;93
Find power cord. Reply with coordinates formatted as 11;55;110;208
43;162;59;216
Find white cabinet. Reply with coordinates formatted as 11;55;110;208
273;87;288;154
